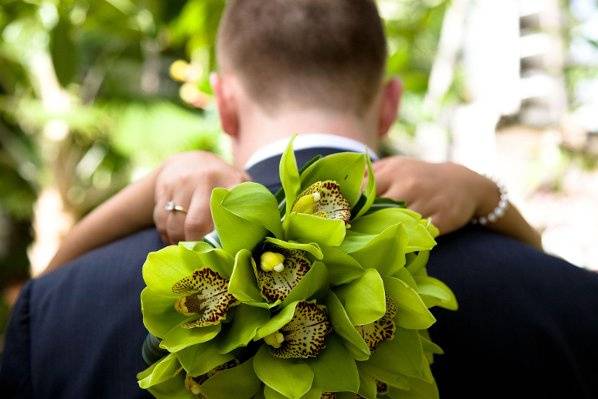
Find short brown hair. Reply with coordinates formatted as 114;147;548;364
217;0;387;114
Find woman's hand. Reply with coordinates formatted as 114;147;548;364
373;156;496;235
154;152;248;244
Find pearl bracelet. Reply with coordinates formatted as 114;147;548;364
471;175;509;226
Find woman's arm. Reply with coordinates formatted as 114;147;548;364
473;176;542;249
45;152;248;273
45;169;159;272
373;157;542;250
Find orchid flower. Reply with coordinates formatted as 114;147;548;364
136;353;260;399
140;242;237;352
253;301;360;398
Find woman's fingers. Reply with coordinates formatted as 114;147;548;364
184;184;215;241
165;189;193;244
154;191;171;244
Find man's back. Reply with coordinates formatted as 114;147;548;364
1;229;161;398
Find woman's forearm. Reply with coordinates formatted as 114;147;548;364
475;177;543;250
44;169;160;273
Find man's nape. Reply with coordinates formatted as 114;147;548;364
212;0;399;168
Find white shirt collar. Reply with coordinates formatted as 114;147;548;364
244;133;378;170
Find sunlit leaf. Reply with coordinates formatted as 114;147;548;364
334;269;386;326
253;345;314;399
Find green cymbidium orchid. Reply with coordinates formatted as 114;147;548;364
253;302;360;399
279;137;377;247
229;239;329;308
293;181;352;225
211;182;284;254
137;353;260;399
356;296;398;351
141;242;237;352
258;301;332;359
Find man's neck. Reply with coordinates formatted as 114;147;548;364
232;109;377;168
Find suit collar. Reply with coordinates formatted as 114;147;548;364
246;146;369;192
243;133;378;170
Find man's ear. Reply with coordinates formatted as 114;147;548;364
212;73;240;138
378;78;402;138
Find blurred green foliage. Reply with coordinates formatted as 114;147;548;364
0;0;447;285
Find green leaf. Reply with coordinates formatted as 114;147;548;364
147;376;194;399
320;246;364;285
253;345;314;399
255;302;300;340
419;332;444;364
280;136;301;216
366;327;432;383
300;389;326;399
211;187;268;254
365;197;406;214
201;358;261;399
387;378;439;399
229;250;272;307
137;353;181;389
285;212;346;247
384;276;436;330
160;323;222;353
221;182;283;239
194;245;236;279
265;237;324;260
405;251;430;276
300;153;367;206
142;245;206;294
356;369;378;399
281;261;328;307
178;240;213;252
308;336;359;393
359;362;410;391
334;269;386;326
354;156;376;218
141;287;188;338
218;305;270;353
350;208;436;253
414;275;458;311
326;293;370;361
341;224;407;276
264;385;288;399
393;267;418;289
176;342;234;377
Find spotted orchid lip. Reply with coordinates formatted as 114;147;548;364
172;268;237;328
293;180;351;224
255;245;312;303
356;296;398;351
267;301;332;359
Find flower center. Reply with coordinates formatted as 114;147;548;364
174;294;207;317
171;268;237;328
269;302;332;359
264;331;285;348
260;251;286;272
257;247;311;302
292;192;321;214
293;181;351;224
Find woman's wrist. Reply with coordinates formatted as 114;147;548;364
473;173;506;220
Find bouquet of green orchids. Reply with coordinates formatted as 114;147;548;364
137;139;458;399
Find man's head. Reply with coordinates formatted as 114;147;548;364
213;0;401;163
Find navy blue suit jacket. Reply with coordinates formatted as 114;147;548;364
2;148;598;398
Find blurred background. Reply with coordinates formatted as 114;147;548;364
0;0;597;350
